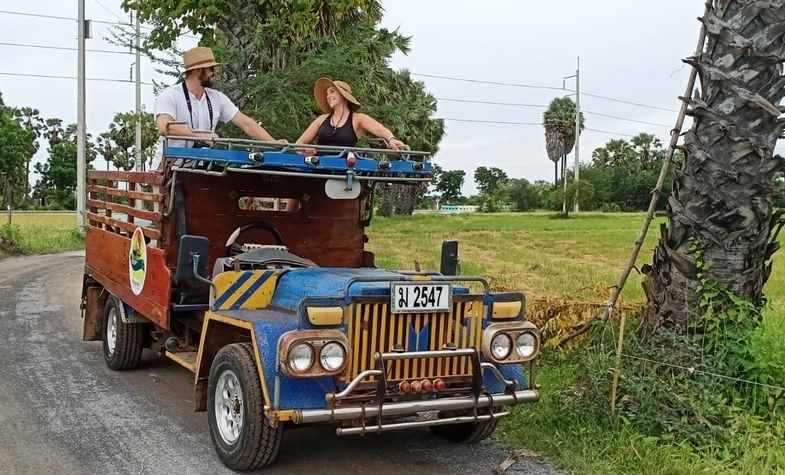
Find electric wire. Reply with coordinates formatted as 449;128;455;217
0;41;132;55
440;117;639;138
621;353;785;392
0;71;153;85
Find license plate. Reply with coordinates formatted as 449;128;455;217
390;283;451;314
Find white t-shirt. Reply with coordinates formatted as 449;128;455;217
151;83;240;168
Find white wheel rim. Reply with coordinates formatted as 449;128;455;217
215;369;244;445
106;306;117;355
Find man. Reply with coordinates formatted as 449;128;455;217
152;46;278;168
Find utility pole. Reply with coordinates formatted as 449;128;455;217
573;56;581;213
134;11;143;171
76;0;87;228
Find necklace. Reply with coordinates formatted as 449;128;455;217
330;109;348;129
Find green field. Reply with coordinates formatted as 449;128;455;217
3;210;783;473
0;211;84;257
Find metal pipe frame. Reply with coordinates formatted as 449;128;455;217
163;135;432;158
169;165;432;183
294;389;538;424
336;412;510;436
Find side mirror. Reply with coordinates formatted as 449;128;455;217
440;240;459;276
175;235;211;287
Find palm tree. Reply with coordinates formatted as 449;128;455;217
543;97;585;213
13;107;44;200
643;1;785;330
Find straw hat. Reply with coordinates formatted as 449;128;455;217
183;47;220;72
314;77;361;113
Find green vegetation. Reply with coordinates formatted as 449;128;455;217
367;212;785;474
0;212;83;257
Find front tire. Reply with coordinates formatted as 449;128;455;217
102;296;144;370
208;343;283;471
430;410;498;443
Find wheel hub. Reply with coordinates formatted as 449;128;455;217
215;369;244;445
106;307;117;355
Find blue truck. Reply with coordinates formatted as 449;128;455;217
81;138;540;471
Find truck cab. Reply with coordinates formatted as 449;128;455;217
81;138;540;471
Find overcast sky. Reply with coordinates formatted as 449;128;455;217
0;1;711;194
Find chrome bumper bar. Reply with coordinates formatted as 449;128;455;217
293;389;539;425
337;412;510;436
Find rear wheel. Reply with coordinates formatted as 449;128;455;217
430;410;498;443
102;296;144;370
208;343;283;471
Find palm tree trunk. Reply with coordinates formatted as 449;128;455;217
554;160;558;187
643;1;785;331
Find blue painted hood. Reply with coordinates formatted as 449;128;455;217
271;267;403;312
271;267;469;312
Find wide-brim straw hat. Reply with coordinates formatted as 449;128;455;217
314;77;361;113
183;47;221;72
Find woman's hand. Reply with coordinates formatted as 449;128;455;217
387;138;406;150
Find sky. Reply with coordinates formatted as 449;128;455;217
0;1;711;194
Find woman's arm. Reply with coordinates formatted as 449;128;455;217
355;113;406;150
295;115;328;155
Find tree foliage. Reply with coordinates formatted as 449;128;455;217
434;168;465;204
125;0;444;215
33;120;96;209
474;166;508;196
0;103;34;207
97;112;158;171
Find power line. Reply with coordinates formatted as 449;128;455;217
582;91;679;113
91;0;125;22
0;41;131;55
436;97;549;108
583;110;672;128
414;72;566;92
436;96;672;128
585;127;636;138
0;71;153;85
440;117;640;138
415;71;679;114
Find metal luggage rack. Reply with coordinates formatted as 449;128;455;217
162;134;434;183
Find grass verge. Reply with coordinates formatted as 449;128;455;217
0;212;84;257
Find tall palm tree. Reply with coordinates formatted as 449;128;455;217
643;1;785;330
543;97;585;214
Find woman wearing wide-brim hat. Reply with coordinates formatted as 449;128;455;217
295;77;406;154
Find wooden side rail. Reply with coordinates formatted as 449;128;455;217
87;170;165;246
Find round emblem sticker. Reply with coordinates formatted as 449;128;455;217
129;227;147;296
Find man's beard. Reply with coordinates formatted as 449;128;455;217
199;71;213;88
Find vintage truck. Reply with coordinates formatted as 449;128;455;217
81;137;541;471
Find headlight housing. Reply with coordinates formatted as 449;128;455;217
515;332;537;359
319;342;346;372
490;333;512;360
482;322;540;363
288;343;314;373
278;330;350;377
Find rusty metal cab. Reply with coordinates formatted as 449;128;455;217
81;137;541;471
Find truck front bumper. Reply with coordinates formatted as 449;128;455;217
292;348;539;436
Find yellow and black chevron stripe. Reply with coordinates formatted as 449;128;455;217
211;270;278;311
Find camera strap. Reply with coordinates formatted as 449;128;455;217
181;81;213;130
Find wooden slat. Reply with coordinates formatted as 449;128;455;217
87;184;163;202
87;199;162;223
87;212;161;240
88;170;164;185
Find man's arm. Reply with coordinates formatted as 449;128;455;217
155;114;215;141
231;112;276;142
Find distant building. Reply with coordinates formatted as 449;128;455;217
439;205;479;214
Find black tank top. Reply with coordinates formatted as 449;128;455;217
316;110;358;149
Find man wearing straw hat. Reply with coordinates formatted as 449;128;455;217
152;47;279;167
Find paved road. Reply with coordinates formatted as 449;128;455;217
0;252;558;475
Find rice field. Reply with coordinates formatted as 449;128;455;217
0;211;83;256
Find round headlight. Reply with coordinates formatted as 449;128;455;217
288;343;314;373
319;342;346;372
490;333;512;360
516;332;537;359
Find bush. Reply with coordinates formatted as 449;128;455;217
600;202;622;212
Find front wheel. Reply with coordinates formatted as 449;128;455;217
430;410;498;443
208;343;283;471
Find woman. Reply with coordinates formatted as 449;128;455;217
296;77;406;154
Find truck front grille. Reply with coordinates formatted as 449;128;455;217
343;297;484;382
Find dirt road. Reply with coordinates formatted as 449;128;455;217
0;252;557;474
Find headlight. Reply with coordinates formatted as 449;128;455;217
288;343;314;373
490;333;512;360
516;332;537;358
319;342;346;372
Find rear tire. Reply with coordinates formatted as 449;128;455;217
208;343;283;471
102;296;144;370
430;410;498;443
